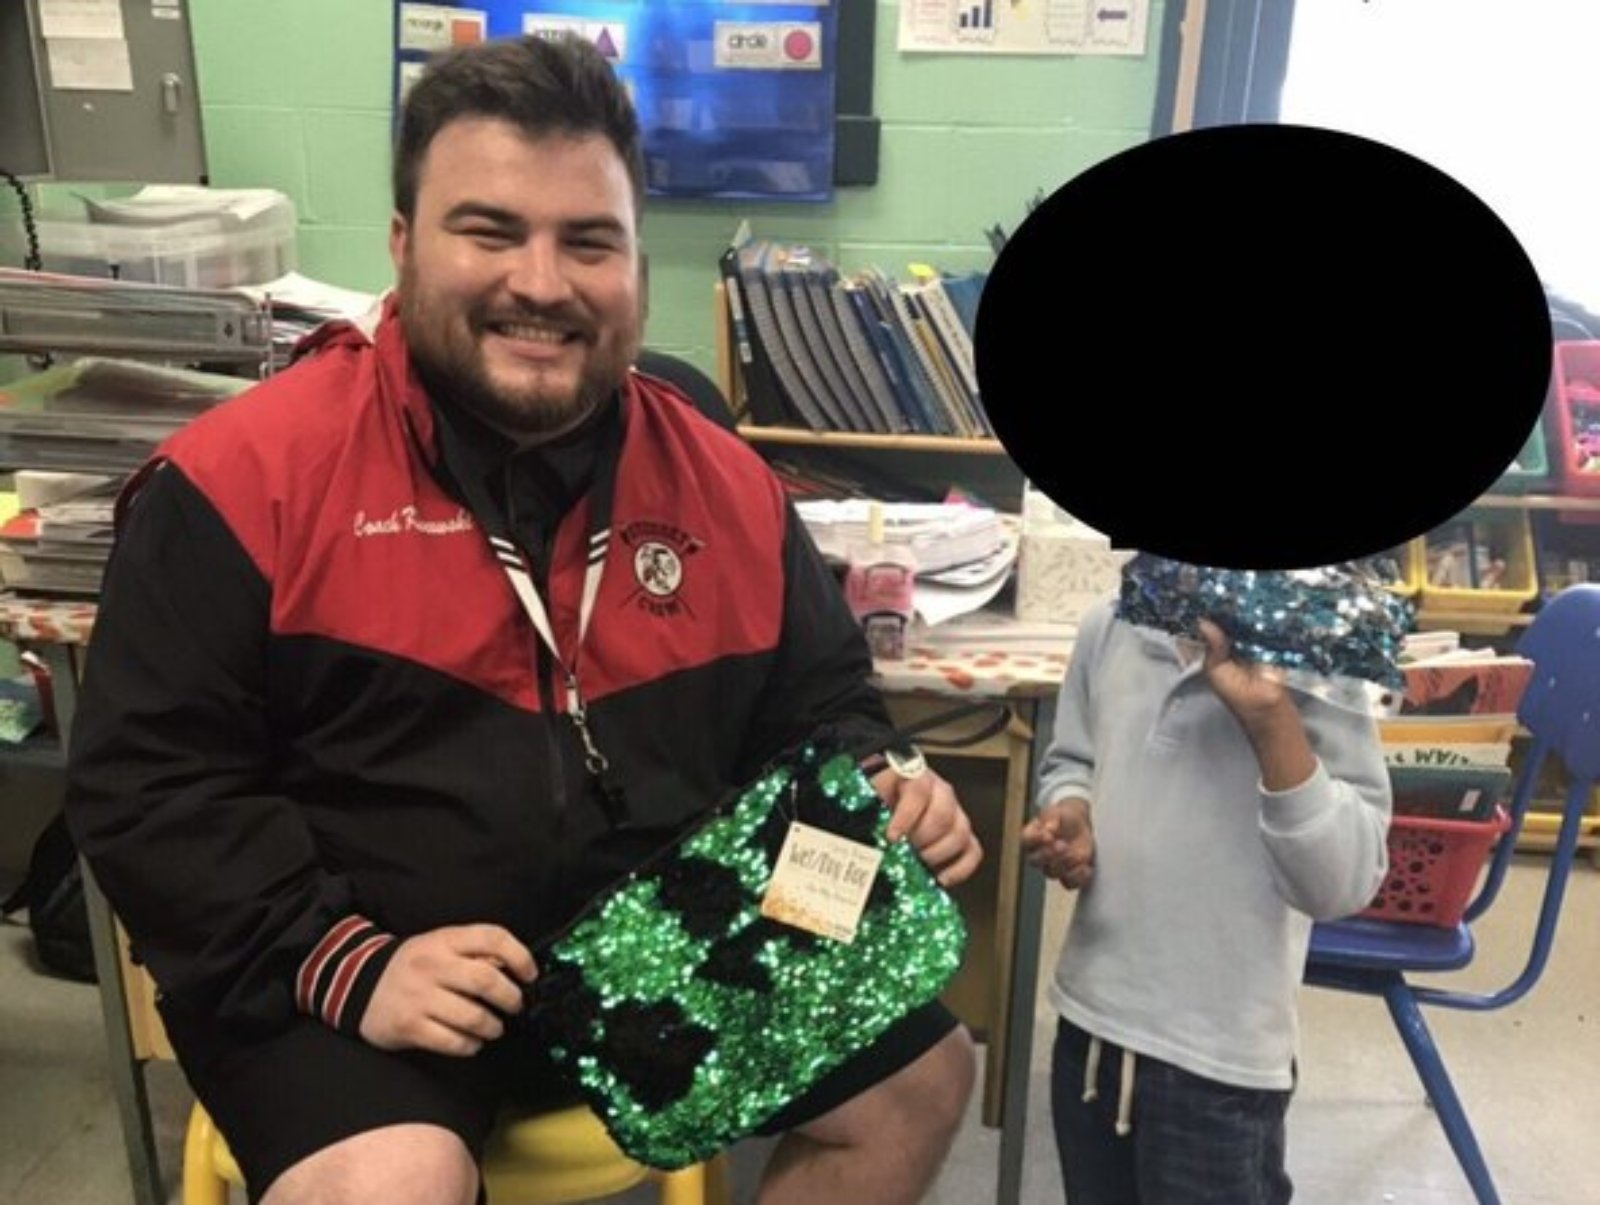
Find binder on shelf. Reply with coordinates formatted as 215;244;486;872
716;245;786;427
856;270;950;435
792;253;889;433
840;279;923;434
827;280;909;434
908;269;987;435
769;247;871;432
888;282;968;436
731;241;833;431
936;271;987;340
757;243;851;431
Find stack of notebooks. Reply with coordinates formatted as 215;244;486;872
1376;636;1534;822
0;359;250;597
720;237;988;437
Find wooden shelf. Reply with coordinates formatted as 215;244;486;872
1414;610;1537;630
1473;493;1600;512
738;426;1005;455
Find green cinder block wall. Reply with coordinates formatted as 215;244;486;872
11;0;1168;378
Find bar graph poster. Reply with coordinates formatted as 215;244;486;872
898;0;1148;56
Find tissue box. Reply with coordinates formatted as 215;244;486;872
1015;521;1126;624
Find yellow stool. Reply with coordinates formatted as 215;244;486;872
182;1100;730;1205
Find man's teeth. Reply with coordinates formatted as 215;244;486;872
495;323;569;343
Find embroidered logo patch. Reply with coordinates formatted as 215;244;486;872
620;520;704;618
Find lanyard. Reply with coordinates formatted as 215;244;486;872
489;525;610;779
437;399;630;823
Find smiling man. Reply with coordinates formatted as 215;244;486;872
64;34;980;1205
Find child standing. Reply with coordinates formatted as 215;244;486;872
1023;595;1391;1204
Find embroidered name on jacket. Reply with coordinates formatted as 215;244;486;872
620;519;705;618
352;505;476;538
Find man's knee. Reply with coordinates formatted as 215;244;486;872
259;1123;478;1205
801;1025;978;1150
911;1025;978;1137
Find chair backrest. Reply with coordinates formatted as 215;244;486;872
1431;584;1600;1009
1514;583;1600;780
635;349;738;432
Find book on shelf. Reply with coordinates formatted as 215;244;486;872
907;265;988;435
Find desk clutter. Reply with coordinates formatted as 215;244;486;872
0;358;252;597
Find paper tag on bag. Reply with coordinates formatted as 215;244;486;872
760;822;884;944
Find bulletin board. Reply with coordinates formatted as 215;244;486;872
395;1;843;202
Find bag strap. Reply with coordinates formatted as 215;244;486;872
850;699;1015;767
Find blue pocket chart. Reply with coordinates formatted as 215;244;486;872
395;1;839;202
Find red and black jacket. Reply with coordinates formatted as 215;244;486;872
64;304;889;1039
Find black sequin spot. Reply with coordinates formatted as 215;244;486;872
599;999;717;1110
754;795;794;865
798;773;880;847
744;916;820;954
867;869;897;913
653;855;749;940
695;924;775;993
525;957;603;1049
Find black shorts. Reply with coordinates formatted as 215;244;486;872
161;996;960;1203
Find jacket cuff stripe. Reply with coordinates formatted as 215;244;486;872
324;933;395;1031
296;915;372;1015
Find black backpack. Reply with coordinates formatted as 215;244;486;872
1;812;97;983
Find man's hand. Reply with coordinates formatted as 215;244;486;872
360;924;537;1057
1021;797;1095;890
873;765;983;887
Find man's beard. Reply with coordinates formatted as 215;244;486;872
399;275;631;442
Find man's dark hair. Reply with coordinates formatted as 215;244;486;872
393;34;645;219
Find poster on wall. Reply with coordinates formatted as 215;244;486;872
897;0;1149;57
395;1;839;202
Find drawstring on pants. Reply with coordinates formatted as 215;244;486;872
1080;1035;1136;1136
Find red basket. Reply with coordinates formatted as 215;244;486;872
1360;807;1510;928
1552;342;1600;497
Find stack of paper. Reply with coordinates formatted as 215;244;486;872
795;500;1009;576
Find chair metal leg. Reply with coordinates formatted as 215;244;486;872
1383;979;1500;1205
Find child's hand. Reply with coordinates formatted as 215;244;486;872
1197;618;1319;790
1021;797;1095;890
1197;618;1293;727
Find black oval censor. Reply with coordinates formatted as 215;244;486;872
975;124;1553;570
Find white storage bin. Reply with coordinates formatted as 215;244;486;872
3;189;298;290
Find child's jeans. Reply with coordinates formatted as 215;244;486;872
1050;1017;1294;1205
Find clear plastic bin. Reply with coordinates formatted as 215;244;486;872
1;194;298;289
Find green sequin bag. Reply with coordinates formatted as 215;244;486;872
527;707;1006;1170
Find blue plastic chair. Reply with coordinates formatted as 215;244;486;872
1303;583;1600;1205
